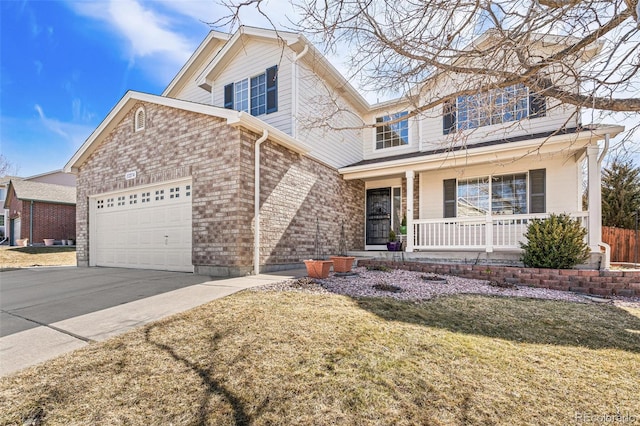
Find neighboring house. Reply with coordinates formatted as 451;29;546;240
3;180;76;246
0;170;76;245
0;176;21;242
64;26;622;275
26;170;77;187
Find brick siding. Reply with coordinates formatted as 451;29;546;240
358;259;640;297
6;188;75;245
76;101;365;275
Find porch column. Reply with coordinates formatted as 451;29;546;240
587;144;602;251
406;170;415;252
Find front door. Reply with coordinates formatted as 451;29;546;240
366;188;391;245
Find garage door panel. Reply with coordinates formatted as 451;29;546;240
92;180;193;272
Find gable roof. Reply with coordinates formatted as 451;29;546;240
64;91;312;173
162;30;232;98
5;179;76;207
194;26;370;113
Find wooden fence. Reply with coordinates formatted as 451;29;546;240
602;226;638;263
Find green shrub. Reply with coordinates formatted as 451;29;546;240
520;213;590;269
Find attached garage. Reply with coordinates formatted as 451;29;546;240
89;179;193;272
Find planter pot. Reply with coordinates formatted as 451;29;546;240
61;240;67;246
67;239;75;246
44;239;55;246
16;238;28;247
399;225;407;235
330;256;356;273
304;259;334;279
386;241;403;251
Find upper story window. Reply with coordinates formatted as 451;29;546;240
134;107;146;132
224;65;278;116
376;111;409;150
443;84;546;134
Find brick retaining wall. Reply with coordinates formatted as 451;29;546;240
357;259;640;297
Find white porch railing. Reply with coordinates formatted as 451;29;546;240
412;212;589;252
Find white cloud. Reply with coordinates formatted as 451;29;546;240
34;104;69;138
68;0;198;70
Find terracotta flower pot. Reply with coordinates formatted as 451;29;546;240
330;256;355;273
304;259;334;279
44;239;55;246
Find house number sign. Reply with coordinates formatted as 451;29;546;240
125;171;137;180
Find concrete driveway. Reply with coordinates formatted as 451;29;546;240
0;266;305;376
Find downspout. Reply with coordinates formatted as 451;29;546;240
29;200;33;247
597;134;610;269
254;129;269;275
291;44;309;139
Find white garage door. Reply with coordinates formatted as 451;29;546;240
91;179;193;272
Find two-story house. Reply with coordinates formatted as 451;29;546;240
64;26;622;276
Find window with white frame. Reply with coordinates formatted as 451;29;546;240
224;66;278;116
233;79;249;112
376;111;409;149
443;84;546;134
455;173;528;217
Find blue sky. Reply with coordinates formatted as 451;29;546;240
1;0;283;177
1;1;637;177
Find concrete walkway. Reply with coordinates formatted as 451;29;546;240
0;268;306;377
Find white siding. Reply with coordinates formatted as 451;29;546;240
418;155;581;219
295;59;363;167
211;40;293;135
173;78;212;104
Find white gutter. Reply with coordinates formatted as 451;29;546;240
291;43;309;139
254;129;269;275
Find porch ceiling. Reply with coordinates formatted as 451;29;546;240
339;124;624;180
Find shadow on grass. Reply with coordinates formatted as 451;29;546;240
355;294;640;353
6;246;76;254
144;325;263;426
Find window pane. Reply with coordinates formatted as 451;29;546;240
234;79;248;112
457;177;490;216
250;74;266;116
458;84;529;130
375;112;409;149
491;173;527;215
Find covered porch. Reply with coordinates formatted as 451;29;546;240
340;125;624;268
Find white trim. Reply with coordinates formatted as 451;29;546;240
340;125;624;180
64;91;311;173
134;107;145;132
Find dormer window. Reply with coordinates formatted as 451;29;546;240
224;65;278;116
134;107;146;132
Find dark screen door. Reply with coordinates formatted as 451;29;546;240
366;188;391;245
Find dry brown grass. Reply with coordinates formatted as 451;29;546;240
1;291;639;425
0;246;76;269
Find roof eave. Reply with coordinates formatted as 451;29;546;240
339;125;624;179
64;92;311;173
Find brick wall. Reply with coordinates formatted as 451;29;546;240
358;259;640;297
76;101;365;275
5;189;75;245
77;102;252;274
259;140;364;268
28;202;76;243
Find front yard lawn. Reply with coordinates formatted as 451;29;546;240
0;246;76;269
1;290;638;425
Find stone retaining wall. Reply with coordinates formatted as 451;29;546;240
357;260;640;297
